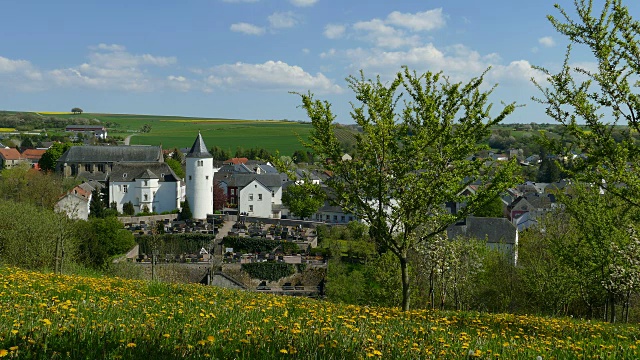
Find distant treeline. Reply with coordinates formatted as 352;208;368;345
0;113;100;131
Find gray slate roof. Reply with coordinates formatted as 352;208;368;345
59;146;162;163
447;216;517;244
224;173;285;188
110;162;180;182
186;133;211;158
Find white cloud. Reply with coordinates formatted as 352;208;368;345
167;75;192;92
268;11;298;29
345;43;542;85
290;0;317;7
320;48;337;58
324;24;346;39
353;19;420;49
0;56;32;73
302;48;310;54
386;8;446;32
230;22;265;35
90;43;127;52
205;60;342;93
538;36;556;47
88;48;176;69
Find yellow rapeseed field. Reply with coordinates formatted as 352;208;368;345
0;266;637;359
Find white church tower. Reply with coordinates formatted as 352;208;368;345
186;132;213;219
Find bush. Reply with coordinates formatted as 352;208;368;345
222;236;299;254
241;262;296;281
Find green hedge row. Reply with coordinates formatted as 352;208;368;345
241;262;296;281
222;236;299;254
137;233;216;255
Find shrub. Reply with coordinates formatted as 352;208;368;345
241;262;296;281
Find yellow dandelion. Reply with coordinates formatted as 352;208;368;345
0;350;7;357
10;330;18;335
280;349;288;354
126;343;136;348
163;334;170;338
207;335;215;342
42;319;52;326
8;347;17;352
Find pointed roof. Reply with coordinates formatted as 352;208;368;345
186;132;211;158
136;169;159;180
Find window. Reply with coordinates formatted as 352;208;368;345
231;189;235;195
333;215;338;221
249;194;254;201
97;164;105;172
188;175;192;180
144;180;148;186
325;215;330;220
123;173;127;179
341;215;345;222
197;160;203;166
206;176;209;180
123;185;128;193
84;164;91;172
144;194;148;201
249;205;253;212
258;194;262;201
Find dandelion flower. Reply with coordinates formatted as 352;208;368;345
0;350;7;357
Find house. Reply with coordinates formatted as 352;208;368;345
55;182;99;220
21;149;47;169
108;162;182;214
57;145;163;181
224;157;248;165
507;196;534;221
0;148;23;169
218;173;285;218
65;125;108;139
447;216;518;264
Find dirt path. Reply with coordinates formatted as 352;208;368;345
124;134;135;145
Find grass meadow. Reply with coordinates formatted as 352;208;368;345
39;113;313;156
1;266;638;359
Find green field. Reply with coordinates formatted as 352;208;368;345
1;266;639;359
38;113;313;156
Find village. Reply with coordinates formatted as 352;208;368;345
1;126;564;296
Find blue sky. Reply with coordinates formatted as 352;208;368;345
1;0;636;123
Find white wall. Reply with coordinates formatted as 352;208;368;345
55;194;90;220
110;180;179;214
186;157;214;219
239;180;273;218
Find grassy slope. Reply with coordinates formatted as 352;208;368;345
0;266;638;359
37;112;313;156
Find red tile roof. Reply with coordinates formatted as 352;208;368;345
21;149;47;160
225;157;248;165
0;148;21;160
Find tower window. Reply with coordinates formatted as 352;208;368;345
123;185;128;193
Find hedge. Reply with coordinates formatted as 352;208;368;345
222;236;300;254
241;262;296;281
137;233;216;255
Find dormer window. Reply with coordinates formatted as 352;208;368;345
123;173;127;179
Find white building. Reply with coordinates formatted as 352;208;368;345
108;163;182;214
55;182;96;220
185;133;214;219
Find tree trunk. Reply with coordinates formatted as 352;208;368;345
428;267;435;310
609;292;616;323
400;255;410;311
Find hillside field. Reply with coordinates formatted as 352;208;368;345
0;266;638;359
38;112;314;156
